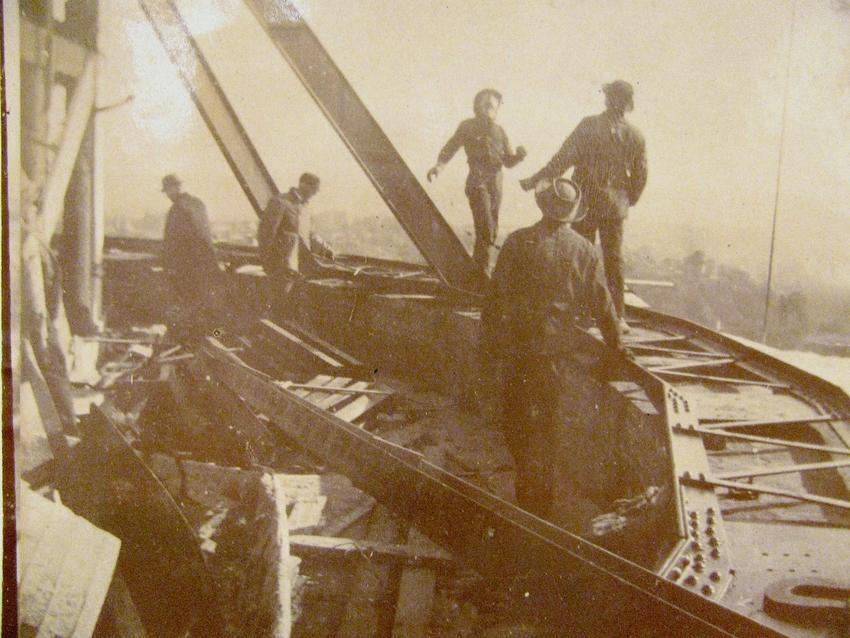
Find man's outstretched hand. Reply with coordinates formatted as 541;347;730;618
426;165;441;183
515;146;527;162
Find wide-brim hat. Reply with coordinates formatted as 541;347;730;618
161;173;181;192
602;80;634;108
536;177;582;223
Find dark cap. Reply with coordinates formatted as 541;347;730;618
602;80;634;108
161;173;182;192
536;178;582;223
299;172;320;190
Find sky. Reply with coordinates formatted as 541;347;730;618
97;0;850;294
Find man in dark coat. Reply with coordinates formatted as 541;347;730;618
427;89;527;274
520;80;647;332
257;173;321;317
161;174;224;338
481;177;626;519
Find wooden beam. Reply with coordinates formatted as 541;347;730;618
392;446;443;638
40;54;97;238
289;534;452;566
282;382;391;396
22;340;70;462
716;459;850;480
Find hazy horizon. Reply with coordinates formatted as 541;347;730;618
98;0;850;297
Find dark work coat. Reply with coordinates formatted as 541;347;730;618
482;218;622;358
530;110;647;221
258;188;303;276
438;117;525;193
162;192;220;302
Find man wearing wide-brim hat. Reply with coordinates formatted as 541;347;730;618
520;80;647;335
481;178;626;519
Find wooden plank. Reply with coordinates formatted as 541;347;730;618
391;446;443;638
40;54;97;238
322;496;376;537
22;340;70;461
281;320;364;368
289;535;452;565
316;381;371;411
260;319;343;368
336;505;405;637
716;459;850;480
286;382;391;396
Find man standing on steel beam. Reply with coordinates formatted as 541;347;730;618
161;173;225;340
481;178;627;520
257;172;323;319
427;89;527;275
520;81;647;334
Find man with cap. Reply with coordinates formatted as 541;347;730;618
427;89;527;274
481;177;626;519
520;80;647;333
257;172;321;317
161;174;224;338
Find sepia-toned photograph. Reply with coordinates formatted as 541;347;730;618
3;1;850;636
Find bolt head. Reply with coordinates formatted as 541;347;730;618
702;585;715;596
709;571;721;582
668;568;682;580
684;575;698;586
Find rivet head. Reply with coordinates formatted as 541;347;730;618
706;507;715;515
694;553;705;563
694;562;705;573
678;557;691;568
690;530;701;540
691;541;704;552
709;537;721;548
711;548;721;559
689;519;699;529
689;511;699;519
709;571;721;582
668;568;682;581
705;527;716;537
702;584;715;596
706;516;716;526
685;575;698;587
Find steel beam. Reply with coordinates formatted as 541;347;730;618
200;341;783;638
716;459;850;480
686;427;850;456
698;415;838;430
241;0;485;294
684;477;850;512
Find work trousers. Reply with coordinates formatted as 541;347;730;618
501;353;561;519
573;213;625;318
466;171;503;275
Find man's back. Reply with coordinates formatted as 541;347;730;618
483;219;621;355
163;192;218;288
257;189;301;275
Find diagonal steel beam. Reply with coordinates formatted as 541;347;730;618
687;427;850;456
716;459;850;480
697;415;838;430
200;339;782;638
241;0;485;294
683;477;850;512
